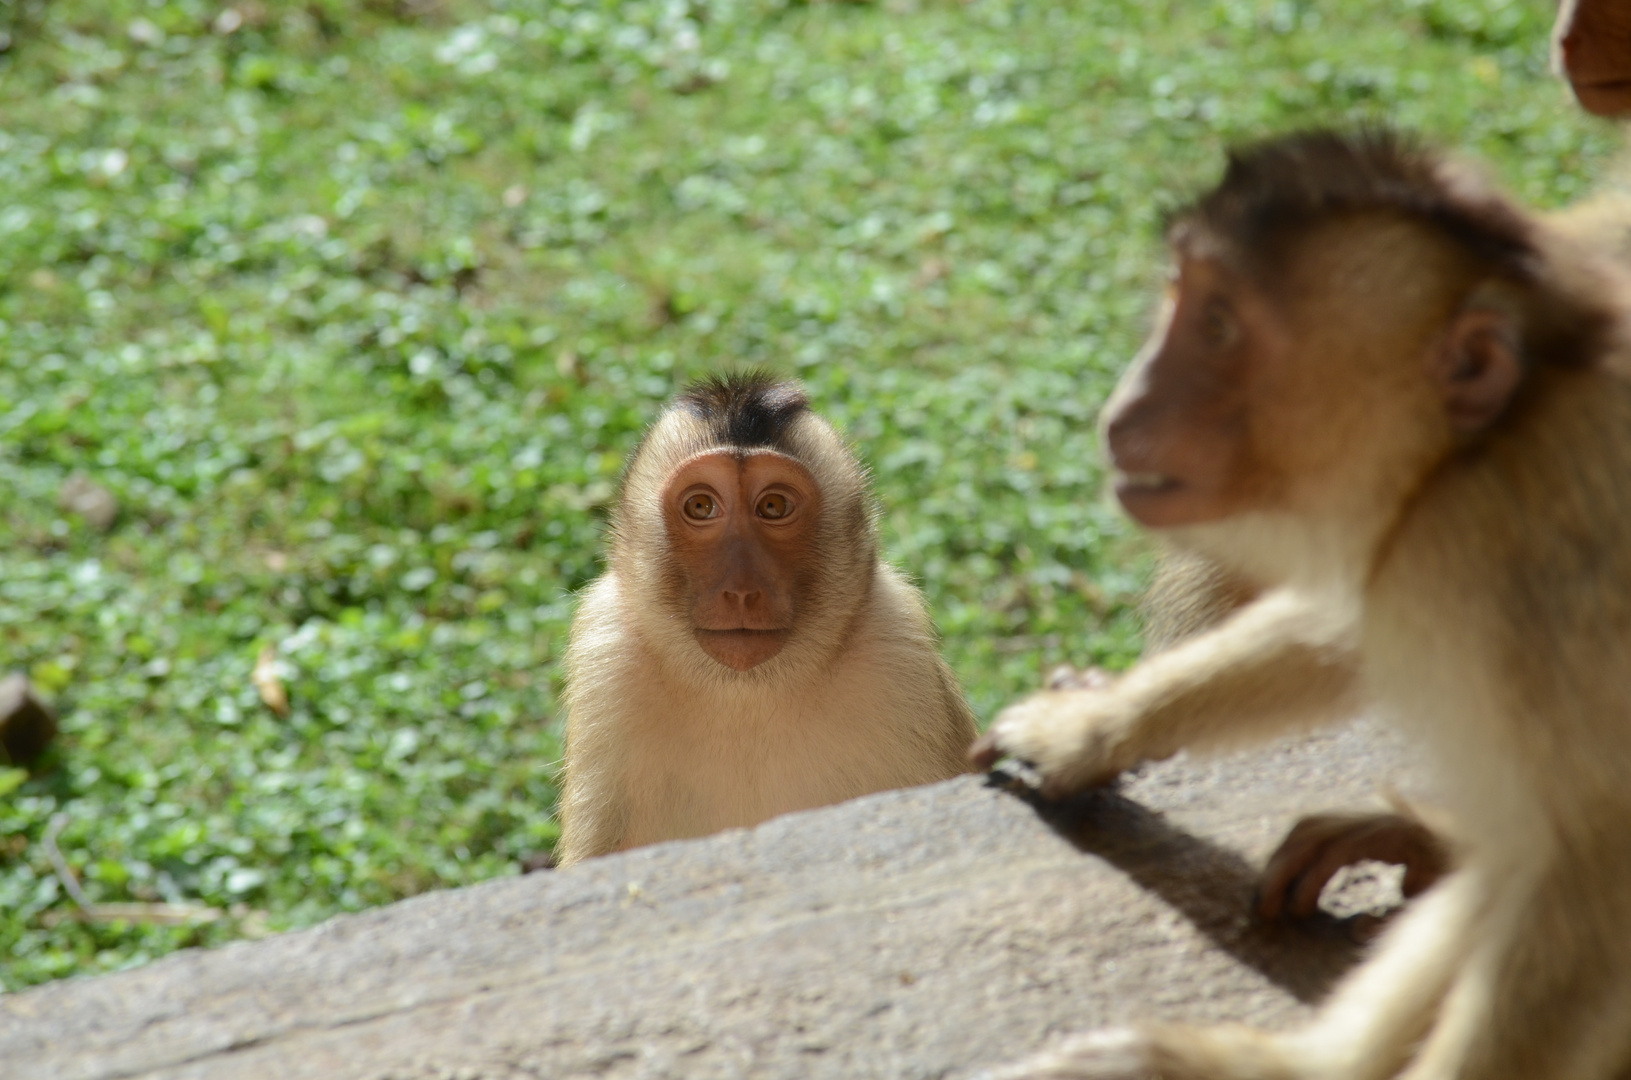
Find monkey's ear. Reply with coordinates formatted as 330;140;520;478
1430;305;1524;433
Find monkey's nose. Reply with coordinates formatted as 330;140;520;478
720;589;763;611
1103;404;1148;467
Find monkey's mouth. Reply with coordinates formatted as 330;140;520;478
1570;76;1631;115
1112;470;1195;527
1113;470;1182;499
694;628;789;672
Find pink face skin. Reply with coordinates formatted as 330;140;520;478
661;449;822;671
1102;250;1521;531
1101;256;1265;529
1556;0;1631;117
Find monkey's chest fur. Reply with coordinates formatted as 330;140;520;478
615;652;961;846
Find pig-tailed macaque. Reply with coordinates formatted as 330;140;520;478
973;128;1631;1079
1166;0;1631;919
556;372;975;866
1154;177;1631;919
1004;0;1631;940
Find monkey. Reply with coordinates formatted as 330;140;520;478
1038;0;1631;924
1150;136;1631;926
554;371;976;867
1249;0;1631;917
996;0;1631;945
969;127;1631;1079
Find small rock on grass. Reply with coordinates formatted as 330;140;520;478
0;674;57;765
59;473;120;532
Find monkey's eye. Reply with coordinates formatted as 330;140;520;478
682;492;719;520
756;492;793;520
1200;298;1236;348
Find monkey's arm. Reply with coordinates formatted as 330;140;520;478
554;577;638;868
553;684;635;867
971;589;1361;798
553;743;631;867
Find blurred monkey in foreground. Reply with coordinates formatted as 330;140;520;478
1044;0;1631;923
1247;0;1631;919
556;372;975;866
975;128;1631;1079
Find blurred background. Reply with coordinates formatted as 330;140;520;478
0;0;1615;988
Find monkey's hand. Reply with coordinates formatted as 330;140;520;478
1257;810;1451;921
975;1029;1155;1080
1043;664;1114;692
969;686;1138;799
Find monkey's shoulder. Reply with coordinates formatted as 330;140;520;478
860;561;939;635
561;572;659;696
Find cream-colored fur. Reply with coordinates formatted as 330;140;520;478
557;564;973;863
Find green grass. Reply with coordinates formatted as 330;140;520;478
0;0;1617;989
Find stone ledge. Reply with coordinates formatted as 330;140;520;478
0;721;1412;1080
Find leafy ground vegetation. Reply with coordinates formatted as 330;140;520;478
0;0;1617;989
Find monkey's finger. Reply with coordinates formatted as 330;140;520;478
1044;665;1114;691
1258;829;1334;919
1257;813;1374;918
1287;841;1367;919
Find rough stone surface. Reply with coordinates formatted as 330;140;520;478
0;721;1418;1080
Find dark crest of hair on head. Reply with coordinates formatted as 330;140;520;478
1174;127;1540;283
678;370;809;452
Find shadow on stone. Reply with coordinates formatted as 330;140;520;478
3;734;1413;1080
990;772;1362;1005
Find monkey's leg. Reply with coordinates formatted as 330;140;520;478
981;873;1478;1080
1392;851;1631;1080
972;590;1360;797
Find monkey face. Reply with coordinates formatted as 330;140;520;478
1102;237;1526;542
1100;255;1266;529
660;449;823;672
